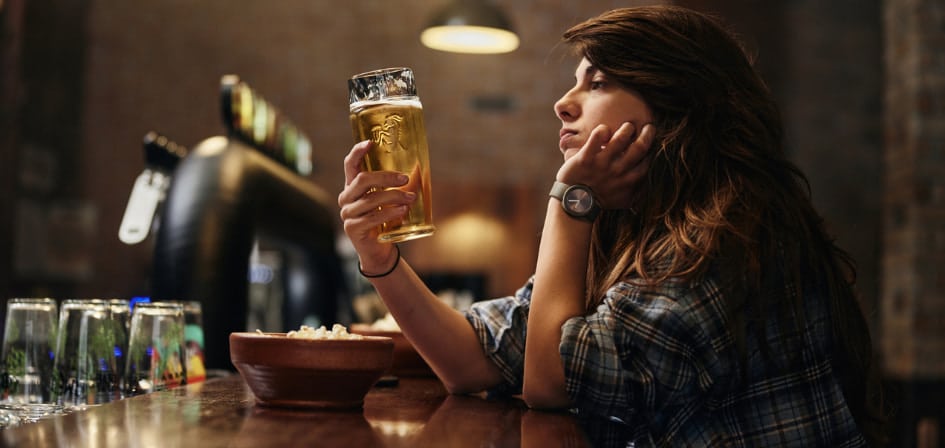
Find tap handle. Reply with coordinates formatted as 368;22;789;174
119;131;185;245
220;74;313;176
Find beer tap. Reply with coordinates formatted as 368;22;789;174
118;132;188;245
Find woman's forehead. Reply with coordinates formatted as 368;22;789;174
573;58;597;79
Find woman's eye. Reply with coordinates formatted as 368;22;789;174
590;80;605;90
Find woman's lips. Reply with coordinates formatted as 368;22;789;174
559;130;577;150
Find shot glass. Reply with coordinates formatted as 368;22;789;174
1;298;58;405
124;302;186;396
349;67;435;243
53;300;123;409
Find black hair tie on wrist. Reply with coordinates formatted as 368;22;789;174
358;245;401;278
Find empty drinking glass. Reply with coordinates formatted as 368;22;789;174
160;300;205;383
53;300;123;409
1;298;58;404
0;298;63;426
124;302;186;396
180;301;205;384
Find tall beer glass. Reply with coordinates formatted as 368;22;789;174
349;67;435;243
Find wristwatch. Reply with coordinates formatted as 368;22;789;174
549;181;600;221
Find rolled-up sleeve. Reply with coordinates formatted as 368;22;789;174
560;307;632;418
463;279;534;395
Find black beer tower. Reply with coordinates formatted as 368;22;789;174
140;76;346;371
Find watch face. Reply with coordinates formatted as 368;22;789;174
564;187;594;214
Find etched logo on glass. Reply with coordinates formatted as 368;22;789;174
371;114;406;153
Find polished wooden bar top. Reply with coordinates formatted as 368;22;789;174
0;374;626;447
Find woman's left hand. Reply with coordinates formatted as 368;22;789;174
556;122;655;210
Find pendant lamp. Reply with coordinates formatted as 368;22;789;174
420;0;519;54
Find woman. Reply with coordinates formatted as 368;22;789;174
338;5;886;446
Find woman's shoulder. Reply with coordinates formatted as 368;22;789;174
601;274;729;339
605;273;723;313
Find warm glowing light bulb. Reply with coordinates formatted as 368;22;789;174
421;25;519;54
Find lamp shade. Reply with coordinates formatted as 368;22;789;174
420;0;519;54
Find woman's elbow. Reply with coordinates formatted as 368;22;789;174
441;379;480;395
522;386;572;410
437;366;502;395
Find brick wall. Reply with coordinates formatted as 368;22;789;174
883;0;945;381
883;0;945;444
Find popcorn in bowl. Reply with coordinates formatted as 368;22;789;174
369;313;401;332
263;323;365;340
232;323;393;408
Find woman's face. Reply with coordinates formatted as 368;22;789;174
554;58;653;160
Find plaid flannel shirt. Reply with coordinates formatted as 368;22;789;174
464;275;867;447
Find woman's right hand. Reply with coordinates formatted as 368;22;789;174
338;140;416;274
556;122;654;210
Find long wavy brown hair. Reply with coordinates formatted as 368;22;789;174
562;6;887;445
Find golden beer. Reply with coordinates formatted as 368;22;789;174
350;98;435;242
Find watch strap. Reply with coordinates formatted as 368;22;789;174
549;181;569;201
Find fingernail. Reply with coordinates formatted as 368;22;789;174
405;191;416;200
397;174;409;184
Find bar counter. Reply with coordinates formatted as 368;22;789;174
0;374;627;447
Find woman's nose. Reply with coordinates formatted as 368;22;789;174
554;92;577;121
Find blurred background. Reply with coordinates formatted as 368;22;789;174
0;0;941;445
